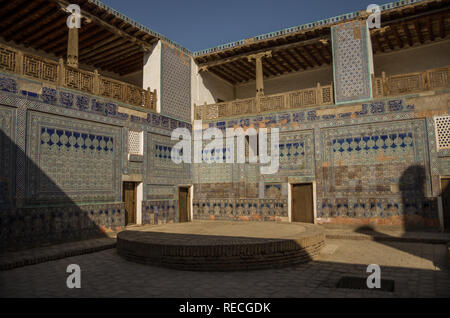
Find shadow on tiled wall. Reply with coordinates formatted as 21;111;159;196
0;130;125;254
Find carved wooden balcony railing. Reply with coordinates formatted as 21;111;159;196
373;66;450;98
195;83;334;120
0;43;157;111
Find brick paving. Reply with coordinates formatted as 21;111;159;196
1;238;449;298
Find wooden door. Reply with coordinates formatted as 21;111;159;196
291;183;314;223
441;178;450;231
123;182;136;225
178;187;190;223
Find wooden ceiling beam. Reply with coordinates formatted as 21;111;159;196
118;66;142;76
403;23;414;47
218;65;247;82
117;66;142;76
240;59;271;78
0;0;44;33
391;25;404;48
92;49;142;69
372;32;384;53
50;0;154;51
382;31;395;51
301;46;321;67
21;11;65;46
381;6;450;27
105;55;143;72
263;58;284;76
42;24;101;52
0;0;25;16
111;60;143;74
97;57;142;75
213;66;242;83
235;59;258;78
414;20;424;44
320;42;332;57
0;0;28;24
196;35;329;69
274;51;299;72
312;43;329;65
227;64;252;82
284;49;307;70
292;47;313;68
113;61;143;74
229;61;254;80
14;6;62;43
427;16;435;42
209;68;236;85
88;46;141;68
2;3;51;40
79;37;128;60
241;58;273;77
439;14;446;39
269;54;290;73
29;14;70;48
53;28;110;55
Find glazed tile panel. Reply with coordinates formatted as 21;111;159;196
142;200;177;225
146;132;191;185
161;44;191;122
332;20;372;103
26;111;122;204
320;120;429;196
193;199;288;222
277;130;314;176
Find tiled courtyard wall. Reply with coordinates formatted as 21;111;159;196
0;72;191;250
193;91;450;228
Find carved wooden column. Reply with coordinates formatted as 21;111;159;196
247;51;271;97
67;24;79;68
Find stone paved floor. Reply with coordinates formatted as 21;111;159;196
1;239;449;298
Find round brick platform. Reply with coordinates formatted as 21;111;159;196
117;221;325;271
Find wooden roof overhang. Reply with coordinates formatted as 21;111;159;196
194;29;333;85
371;0;450;53
0;0;160;75
194;0;450;85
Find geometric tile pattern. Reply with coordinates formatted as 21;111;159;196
161;43;191;122
0;72;191;249
196;96;442;225
0;72;192;134
317;196;438;222
264;184;283;198
321;120;428;196
277;130;314;176
142;200;176;225
332;21;372;103
26;111;122;204
193;198;288;221
146;185;175;200
147;133;191;185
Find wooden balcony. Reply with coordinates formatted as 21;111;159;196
373;66;450;98
195;83;334;120
0;43;157;111
195;65;450;121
